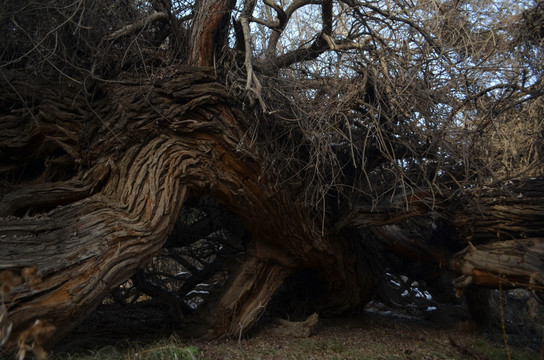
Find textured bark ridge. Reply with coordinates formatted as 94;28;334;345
451;238;544;289
347;181;544;291
188;0;236;66
0;69;376;349
2;0;544;356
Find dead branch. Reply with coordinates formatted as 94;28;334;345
269;313;319;338
105;12;168;41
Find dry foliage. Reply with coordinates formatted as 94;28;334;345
2;0;543;216
16;319;55;360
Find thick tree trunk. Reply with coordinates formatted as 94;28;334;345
2;0;543;356
450;178;544;244
1;68;543;351
0;68;375;350
449;179;544;293
205;257;291;338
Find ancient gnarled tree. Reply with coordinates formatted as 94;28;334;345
1;0;543;353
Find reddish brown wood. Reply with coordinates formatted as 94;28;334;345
188;0;236;66
1;69;543;352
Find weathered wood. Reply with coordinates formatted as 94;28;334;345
451;238;544;291
269;312;319;338
205;257;291;338
0;64;542;356
451;179;544;244
1;1;544;356
0;70;377;349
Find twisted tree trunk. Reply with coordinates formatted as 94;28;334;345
2;0;544;356
0;68;377;350
449;180;544;291
1;67;543;352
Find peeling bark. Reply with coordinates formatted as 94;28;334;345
451;238;544;290
451;179;544;244
205;257;291;338
1;65;543;353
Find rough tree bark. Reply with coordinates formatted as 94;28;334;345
188;0;236;66
448;179;544;291
0;68;379;349
1;68;542;351
1;0;544;353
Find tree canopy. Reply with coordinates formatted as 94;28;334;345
3;0;543;200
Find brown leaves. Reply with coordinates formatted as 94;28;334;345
0;271;22;297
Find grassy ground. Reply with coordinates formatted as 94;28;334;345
52;312;540;360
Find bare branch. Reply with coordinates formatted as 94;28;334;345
250;16;280;29
263;0;320;59
322;0;333;35
267;33;372;70
105;12;168;41
241;0;267;111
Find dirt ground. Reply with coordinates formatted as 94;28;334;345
53;304;541;360
192;312;539;360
